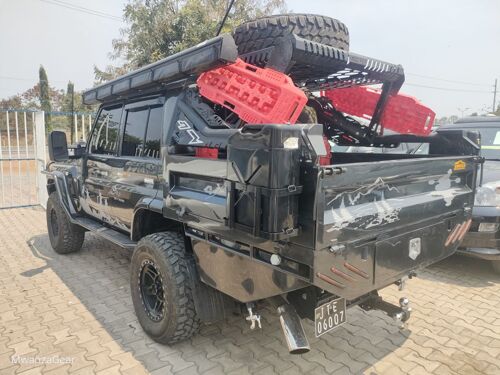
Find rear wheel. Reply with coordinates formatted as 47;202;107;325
233;13;350;56
46;192;84;254
130;232;200;344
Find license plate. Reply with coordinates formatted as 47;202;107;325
314;298;346;337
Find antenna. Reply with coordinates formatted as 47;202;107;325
216;0;236;36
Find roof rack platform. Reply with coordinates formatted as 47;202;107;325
239;34;406;133
239;34;405;93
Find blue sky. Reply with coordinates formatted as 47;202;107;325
1;0;499;116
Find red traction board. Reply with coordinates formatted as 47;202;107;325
197;58;307;125
322;86;435;136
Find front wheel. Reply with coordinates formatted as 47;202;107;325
130;232;200;344
46;192;85;254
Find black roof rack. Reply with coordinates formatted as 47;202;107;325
83;34;238;105
240;33;405;93
84;31;406;134
239;34;405;132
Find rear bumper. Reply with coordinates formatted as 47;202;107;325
313;214;468;300
459;206;500;260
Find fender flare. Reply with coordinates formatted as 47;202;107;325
130;196;164;241
45;170;78;220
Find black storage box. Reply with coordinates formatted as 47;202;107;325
226;125;302;240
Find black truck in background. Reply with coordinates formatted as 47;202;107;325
44;14;480;353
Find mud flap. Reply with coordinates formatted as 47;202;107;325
186;255;233;323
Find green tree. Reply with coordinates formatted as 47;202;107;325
0;95;22;109
39;65;52;128
95;0;286;82
23;84;65;110
0;83;64;111
64;81;75;141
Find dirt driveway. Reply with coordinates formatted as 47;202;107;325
0;207;499;374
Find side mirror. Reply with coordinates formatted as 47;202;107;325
48;131;69;161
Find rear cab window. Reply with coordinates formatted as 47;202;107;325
121;100;163;159
122;108;149;157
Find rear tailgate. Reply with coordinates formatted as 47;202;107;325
312;156;478;300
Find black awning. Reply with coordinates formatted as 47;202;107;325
82;34;238;105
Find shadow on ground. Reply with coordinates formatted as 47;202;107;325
24;232;412;374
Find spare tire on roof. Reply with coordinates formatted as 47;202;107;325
233;13;350;56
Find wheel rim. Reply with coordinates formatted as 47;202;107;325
139;260;165;322
50;208;59;237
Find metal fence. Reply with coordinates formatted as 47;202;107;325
0;110;38;209
0;110;94;209
47;111;94;144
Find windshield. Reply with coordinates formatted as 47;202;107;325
475;126;500;160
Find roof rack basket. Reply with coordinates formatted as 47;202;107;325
239;34;406;133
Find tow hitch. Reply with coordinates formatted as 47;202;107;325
359;294;412;328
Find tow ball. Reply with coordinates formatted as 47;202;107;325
395;297;412;326
359;294;412;328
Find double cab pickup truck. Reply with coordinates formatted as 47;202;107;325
44;14;480;353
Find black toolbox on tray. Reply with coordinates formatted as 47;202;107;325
226;125;303;240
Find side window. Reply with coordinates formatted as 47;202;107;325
122;108;149;157
90;106;122;155
144;106;162;158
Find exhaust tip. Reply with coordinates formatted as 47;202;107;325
278;304;310;355
289;347;310;355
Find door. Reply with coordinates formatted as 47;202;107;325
105;99;163;231
82;105;123;226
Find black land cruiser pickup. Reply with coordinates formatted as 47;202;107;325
45;14;480;353
439;116;500;273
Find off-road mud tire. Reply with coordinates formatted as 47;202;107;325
130;232;200;344
233;13;349;56
46;191;85;254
